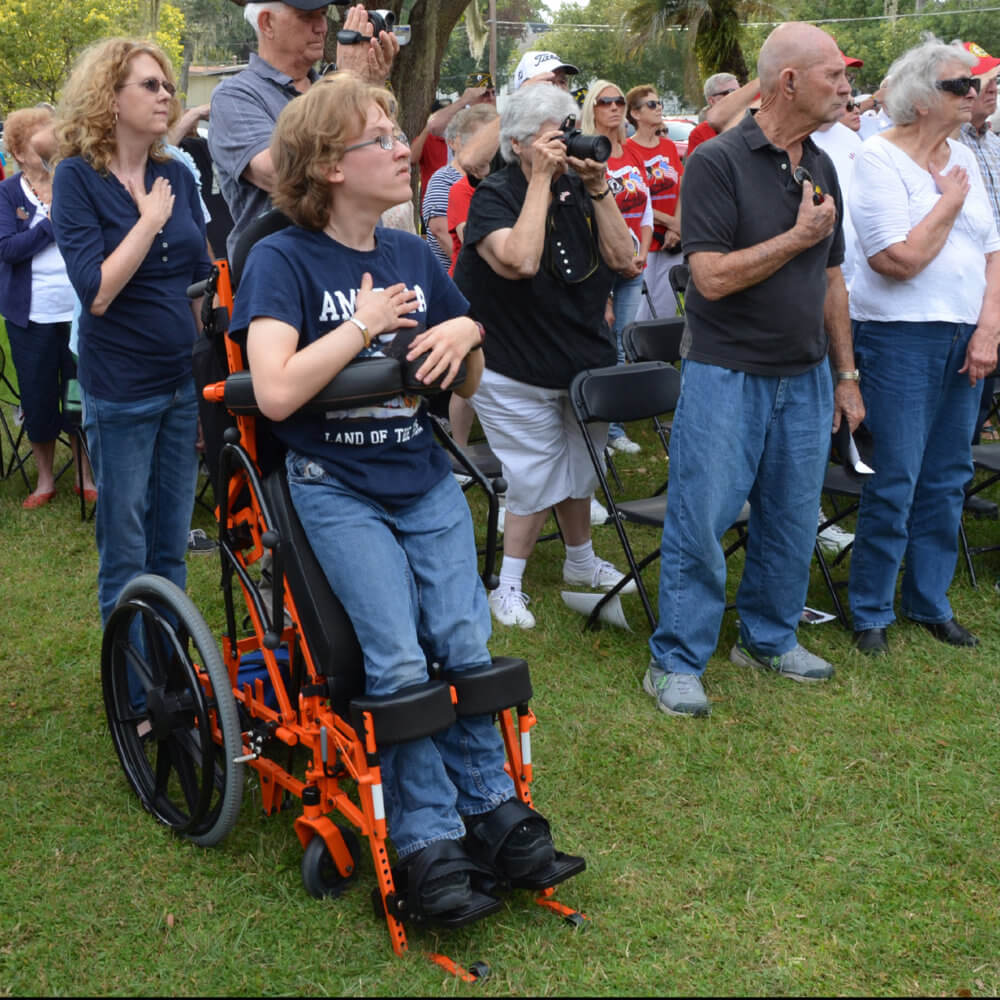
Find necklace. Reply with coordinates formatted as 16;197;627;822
22;172;51;207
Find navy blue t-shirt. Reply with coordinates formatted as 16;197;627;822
52;155;212;401
231;225;469;507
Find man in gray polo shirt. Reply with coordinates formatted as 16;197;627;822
209;0;397;259
644;22;865;718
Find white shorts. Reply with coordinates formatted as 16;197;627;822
472;368;608;516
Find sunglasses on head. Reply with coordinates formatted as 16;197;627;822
119;77;176;97
937;76;980;96
596;96;626;107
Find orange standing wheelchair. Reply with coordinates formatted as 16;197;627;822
99;231;585;981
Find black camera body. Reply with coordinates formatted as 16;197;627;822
558;116;611;163
337;9;410;46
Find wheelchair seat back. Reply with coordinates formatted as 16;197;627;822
261;466;365;710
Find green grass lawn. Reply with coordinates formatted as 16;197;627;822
2;320;1000;995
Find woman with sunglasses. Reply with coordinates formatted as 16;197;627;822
51;38;212;625
624;84;683;320
847;38;1000;655
581;81;653;454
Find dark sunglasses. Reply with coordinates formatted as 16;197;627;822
119;77;176;97
712;87;737;98
845;101;857;112
792;165;824;205
596;96;626;107
635;98;662;110
465;71;494;89
937;76;981;96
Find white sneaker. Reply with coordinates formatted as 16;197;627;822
563;557;637;594
488;586;535;628
590;496;610;525
608;435;640;454
817;520;854;554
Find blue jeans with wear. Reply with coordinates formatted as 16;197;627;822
649;360;833;675
82;380;199;624
849;320;980;630
607;272;644;441
286;454;515;859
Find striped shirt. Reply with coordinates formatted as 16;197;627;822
958;122;1000;229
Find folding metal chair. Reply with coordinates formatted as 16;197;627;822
958;442;1000;587
0;342;31;490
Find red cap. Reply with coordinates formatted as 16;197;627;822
962;41;1000;78
839;49;863;69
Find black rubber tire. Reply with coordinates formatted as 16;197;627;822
101;574;243;847
301;827;361;899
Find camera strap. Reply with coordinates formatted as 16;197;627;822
543;176;600;284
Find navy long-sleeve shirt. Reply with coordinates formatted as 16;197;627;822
52;154;212;401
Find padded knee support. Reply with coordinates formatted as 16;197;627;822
350;680;455;748
444;657;532;716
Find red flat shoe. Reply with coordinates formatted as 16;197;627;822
22;490;56;510
73;485;98;503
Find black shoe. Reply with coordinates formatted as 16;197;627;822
963;493;998;519
854;627;889;656
915;618;979;648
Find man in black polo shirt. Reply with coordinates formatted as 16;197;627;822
644;22;865;718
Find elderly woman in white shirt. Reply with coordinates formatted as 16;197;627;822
848;38;1000;655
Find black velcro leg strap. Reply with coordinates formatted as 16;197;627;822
391;839;501;927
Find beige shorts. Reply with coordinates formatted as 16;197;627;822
472;367;608;516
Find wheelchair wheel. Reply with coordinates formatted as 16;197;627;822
301;827;361;899
101;574;244;847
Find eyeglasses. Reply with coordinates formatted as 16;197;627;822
343;131;409;153
596;96;626;107
937;76;981;96
119;77;176;97
635;99;662;110
845;101;857;112
712;87;737;98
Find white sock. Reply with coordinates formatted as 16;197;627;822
498;556;527;594
563;540;595;575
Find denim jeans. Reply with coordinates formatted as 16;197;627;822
608;272;644;441
83;380;199;625
286;454;514;858
649;360;833;675
849;321;980;629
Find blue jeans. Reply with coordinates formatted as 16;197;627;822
286;455;514;858
848;321;980;629
649;360;833;675
83;381;199;624
608;272;644;440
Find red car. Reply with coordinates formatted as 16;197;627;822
660;116;699;161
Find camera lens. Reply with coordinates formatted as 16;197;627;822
369;9;395;34
565;132;611;163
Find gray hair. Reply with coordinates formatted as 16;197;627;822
703;72;738;101
499;84;578;163
445;104;498;146
883;37;975;125
243;1;284;35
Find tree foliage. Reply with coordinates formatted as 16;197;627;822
0;0;185;112
542;0;687;108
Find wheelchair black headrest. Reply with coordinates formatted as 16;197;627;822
230;209;293;292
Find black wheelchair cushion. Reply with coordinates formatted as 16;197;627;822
444;657;532;717
260;469;365;707
350;680;456;748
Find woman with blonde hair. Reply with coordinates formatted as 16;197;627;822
51;38;212;624
0;105;96;507
580;79;652;454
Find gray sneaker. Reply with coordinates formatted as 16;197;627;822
730;641;834;683
643;662;711;717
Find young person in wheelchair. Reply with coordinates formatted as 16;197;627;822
229;71;580;922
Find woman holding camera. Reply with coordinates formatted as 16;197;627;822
581;80;653;454
453;84;636;629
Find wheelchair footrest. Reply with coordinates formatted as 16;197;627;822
509;851;586;891
350;680;455;748
444;657;532;717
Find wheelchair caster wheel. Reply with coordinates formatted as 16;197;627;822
102;575;244;847
468;961;491;982
301;826;361;899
